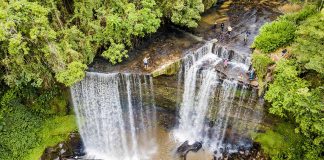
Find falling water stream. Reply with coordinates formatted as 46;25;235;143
71;72;157;160
173;42;264;158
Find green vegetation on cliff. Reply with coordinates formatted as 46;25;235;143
252;3;324;159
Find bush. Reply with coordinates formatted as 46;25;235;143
252;53;273;80
252;20;296;53
280;5;316;24
55;61;87;86
252;5;317;53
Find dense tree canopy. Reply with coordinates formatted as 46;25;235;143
0;0;216;88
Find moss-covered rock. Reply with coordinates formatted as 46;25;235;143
152;60;181;77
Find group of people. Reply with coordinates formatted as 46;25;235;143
214;22;233;35
214;21;252;45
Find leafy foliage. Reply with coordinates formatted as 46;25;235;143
26;115;77;160
252;20;296;53
0;0;95;89
252;5;317;53
254;123;304;160
0;85;76;160
0;0;213;89
0;105;41;160
252;53;273;80
170;0;205;28
293;11;324;75
95;0;162;63
55;61;87;86
0;105;76;160
264;60;324;159
0;0;57;88
280;5;317;24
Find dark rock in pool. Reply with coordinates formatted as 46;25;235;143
176;140;203;157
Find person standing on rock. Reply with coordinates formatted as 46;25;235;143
223;59;228;68
221;23;224;32
143;56;150;70
243;31;248;44
227;26;233;35
249;69;255;81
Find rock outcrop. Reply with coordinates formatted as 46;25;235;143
41;132;85;160
176;141;203;158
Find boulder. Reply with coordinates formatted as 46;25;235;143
176;141;203;158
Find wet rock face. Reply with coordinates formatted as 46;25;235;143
153;74;180;111
156;107;177;130
41;132;85;160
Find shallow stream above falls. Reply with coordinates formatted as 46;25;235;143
46;1;286;160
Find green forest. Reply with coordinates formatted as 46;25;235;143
0;0;323;159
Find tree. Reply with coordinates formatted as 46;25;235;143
170;0;204;28
0;0;95;88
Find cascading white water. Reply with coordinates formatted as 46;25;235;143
71;72;157;160
174;42;264;155
174;52;222;143
208;80;238;151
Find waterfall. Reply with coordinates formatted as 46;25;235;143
174;42;264;155
71;72;157;160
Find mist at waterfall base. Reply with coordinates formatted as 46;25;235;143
173;43;264;157
71;73;157;160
